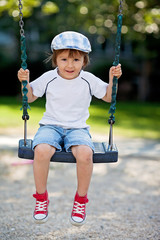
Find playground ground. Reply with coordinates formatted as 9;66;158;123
0;133;160;240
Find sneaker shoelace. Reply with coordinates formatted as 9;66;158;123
73;201;86;217
33;193;49;214
35;200;48;213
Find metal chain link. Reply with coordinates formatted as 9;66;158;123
18;0;30;142
108;1;123;149
18;0;25;36
119;0;123;15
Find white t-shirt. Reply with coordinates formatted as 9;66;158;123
30;68;108;128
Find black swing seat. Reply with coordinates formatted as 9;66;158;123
18;139;118;163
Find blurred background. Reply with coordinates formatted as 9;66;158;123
0;0;160;139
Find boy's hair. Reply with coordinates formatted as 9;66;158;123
46;49;90;68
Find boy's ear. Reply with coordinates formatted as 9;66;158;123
82;59;87;68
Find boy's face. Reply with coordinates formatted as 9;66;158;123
56;50;85;80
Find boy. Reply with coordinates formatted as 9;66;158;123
18;31;122;226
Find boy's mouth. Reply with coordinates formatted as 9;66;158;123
66;70;74;73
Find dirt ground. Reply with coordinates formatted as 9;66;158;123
0;135;160;240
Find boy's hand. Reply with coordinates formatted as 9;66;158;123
17;68;30;82
102;63;122;102
109;63;122;81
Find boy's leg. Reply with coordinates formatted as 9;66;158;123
33;143;56;194
32;125;63;223
64;128;94;197
33;144;56;223
71;145;93;197
64;128;94;226
33;125;63;194
70;145;93;226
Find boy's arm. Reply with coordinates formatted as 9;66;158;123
102;64;122;103
18;68;37;103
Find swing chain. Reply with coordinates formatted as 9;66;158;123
108;13;123;123
18;0;25;37
119;0;123;15
108;0;123;148
18;0;30;146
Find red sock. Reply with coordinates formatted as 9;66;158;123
75;191;89;203
33;190;48;201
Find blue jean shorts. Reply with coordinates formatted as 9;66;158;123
33;125;95;152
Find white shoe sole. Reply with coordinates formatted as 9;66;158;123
33;214;48;224
70;216;86;227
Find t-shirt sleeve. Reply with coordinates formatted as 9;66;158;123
30;71;54;97
85;72;108;99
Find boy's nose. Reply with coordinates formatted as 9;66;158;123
67;60;73;68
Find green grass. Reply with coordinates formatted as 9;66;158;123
87;100;160;139
0;97;160;139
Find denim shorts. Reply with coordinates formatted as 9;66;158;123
33;125;95;152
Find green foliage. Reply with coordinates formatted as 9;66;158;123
0;0;41;18
41;2;59;15
0;0;160;40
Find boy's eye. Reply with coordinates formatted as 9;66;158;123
74;58;80;61
60;58;67;61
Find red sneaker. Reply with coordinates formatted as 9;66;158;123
33;190;49;224
70;192;89;226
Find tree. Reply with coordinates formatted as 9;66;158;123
0;0;160;100
1;0;160;39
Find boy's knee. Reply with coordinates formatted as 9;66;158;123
72;145;93;163
34;144;56;160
